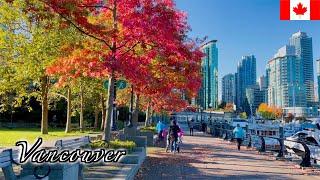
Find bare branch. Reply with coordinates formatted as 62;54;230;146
58;12;113;50
116;40;129;50
50;92;67;100
119;42;140;58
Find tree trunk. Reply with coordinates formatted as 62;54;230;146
132;94;140;126
103;0;118;141
145;103;150;127
65;87;72;133
128;85;134;127
100;93;106;131
94;105;99;129
150;109;154;125
103;74;115;141
79;85;84;132
41;76;49;134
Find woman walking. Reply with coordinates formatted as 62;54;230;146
168;120;180;153
233;124;245;150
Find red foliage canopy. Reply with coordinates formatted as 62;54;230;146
42;0;203;112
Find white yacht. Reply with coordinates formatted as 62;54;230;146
247;117;282;150
247;117;316;151
284;120;320;160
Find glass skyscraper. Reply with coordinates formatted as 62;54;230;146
197;40;218;109
246;84;266;115
235;55;256;111
317;59;320;102
222;74;235;104
266;45;306;107
289;31;314;104
259;75;268;90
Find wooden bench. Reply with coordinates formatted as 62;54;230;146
0;149;48;180
54;136;91;150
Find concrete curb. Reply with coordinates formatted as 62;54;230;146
124;164;140;180
137;132;154;147
113;147;146;180
120;147;146;165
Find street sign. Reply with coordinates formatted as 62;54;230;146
103;79;127;90
117;80;127;89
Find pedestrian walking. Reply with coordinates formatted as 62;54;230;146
156;120;166;140
176;124;184;153
189;119;194;136
233;124;245;150
168;120;180;153
201;122;207;133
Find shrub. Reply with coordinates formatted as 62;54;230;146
140;126;156;133
257;103;282;120
109;139;136;151
240;112;247;119
89;139;136;153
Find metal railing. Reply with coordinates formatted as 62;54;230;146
257;136;317;167
205;121;319;168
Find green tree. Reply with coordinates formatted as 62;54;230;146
240;112;247;119
0;0;82;134
71;78;106;132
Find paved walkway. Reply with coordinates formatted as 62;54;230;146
135;132;320;180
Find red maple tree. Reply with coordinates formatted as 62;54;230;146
40;0;203;141
293;2;307;15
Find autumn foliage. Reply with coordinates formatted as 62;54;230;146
185;106;197;112
257;103;282;120
3;0;205;141
224;103;234;112
43;0;203;114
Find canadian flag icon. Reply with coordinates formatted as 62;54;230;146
280;0;320;20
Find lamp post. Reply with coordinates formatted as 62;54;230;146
111;80;117;131
281;108;284;124
290;82;300;118
209;103;213;120
292;84;296;118
200;107;203;123
196;106;200;122
111;102;117;130
127;85;134;128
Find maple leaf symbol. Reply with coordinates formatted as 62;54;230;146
293;2;307;15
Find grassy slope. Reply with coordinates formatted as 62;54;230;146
0;128;95;147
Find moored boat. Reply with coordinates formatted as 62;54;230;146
284;120;320;160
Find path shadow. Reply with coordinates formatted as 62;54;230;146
135;154;292;180
135;130;320;180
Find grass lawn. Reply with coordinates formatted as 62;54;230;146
0;127;99;148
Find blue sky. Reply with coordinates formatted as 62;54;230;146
175;0;320;80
